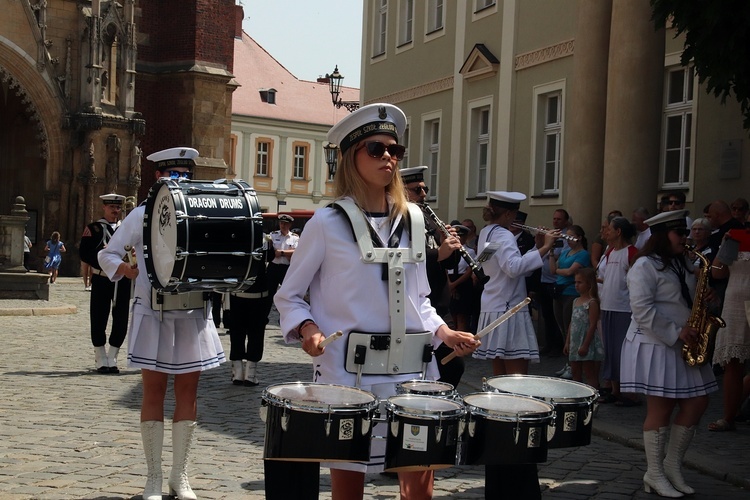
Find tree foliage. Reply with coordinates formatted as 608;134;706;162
651;0;750;130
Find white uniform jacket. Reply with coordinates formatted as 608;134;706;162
479;224;543;313
269;230;299;265
274;199;445;387
626;255;695;347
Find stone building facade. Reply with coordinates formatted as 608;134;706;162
0;0;237;275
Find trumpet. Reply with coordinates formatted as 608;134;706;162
511;223;579;242
420;203;490;285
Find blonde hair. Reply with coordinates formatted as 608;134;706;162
333;144;408;219
575;267;599;301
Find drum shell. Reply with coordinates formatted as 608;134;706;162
384;395;465;472
461;392;553;465
484;375;597;449
261;383;378;463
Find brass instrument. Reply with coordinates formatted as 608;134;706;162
419;203;490;285
683;246;725;366
511;223;579;242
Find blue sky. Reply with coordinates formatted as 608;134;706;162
241;0;363;88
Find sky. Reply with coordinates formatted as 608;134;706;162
241;0;364;89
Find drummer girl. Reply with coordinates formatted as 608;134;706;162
98;147;226;500
274;103;478;500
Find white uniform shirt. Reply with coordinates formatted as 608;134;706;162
478;224;543;313
270;230;299;265
626;255;695;346
274;200;444;387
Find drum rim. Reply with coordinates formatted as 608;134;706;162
386;394;466;419
143;179;181;290
396;379;456;396
462;391;555;422
484;374;598;404
262;381;379;413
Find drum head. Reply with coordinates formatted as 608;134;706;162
463;392;553;419
144;181;178;289
398;380;454;394
263;382;376;412
485;375;596;403
387;395;464;418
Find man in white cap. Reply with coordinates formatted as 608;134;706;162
267;213;299;302
80;193;130;374
98;146;226;500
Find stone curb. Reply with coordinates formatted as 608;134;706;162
0;304;77;316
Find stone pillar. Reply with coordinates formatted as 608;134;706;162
0;197;31;272
602;0;665;215
563;0;612;237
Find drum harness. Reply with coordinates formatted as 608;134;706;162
333;200;434;387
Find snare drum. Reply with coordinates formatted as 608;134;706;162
143;178;263;292
384;395;465;472
260;382;378;462
462;392;554;465
396;380;457;399
485;375;597;448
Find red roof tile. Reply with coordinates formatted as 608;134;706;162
232;31;359;126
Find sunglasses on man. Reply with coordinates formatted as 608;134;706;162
357;141;406;161
407;186;429;195
164;170;193;180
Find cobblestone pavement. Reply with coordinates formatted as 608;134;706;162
0;278;747;499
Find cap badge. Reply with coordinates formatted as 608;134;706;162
179;149;186;157
378;106;387;119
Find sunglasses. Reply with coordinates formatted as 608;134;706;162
357;141;406;161
667;200;682;205
673;228;690;237
165;170;193;180
407;186;429;195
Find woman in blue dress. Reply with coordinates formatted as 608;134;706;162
44;231;66;283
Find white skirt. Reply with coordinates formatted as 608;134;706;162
472;310;540;362
127;309;225;374
620;338;717;398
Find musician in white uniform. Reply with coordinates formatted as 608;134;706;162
98;147;225;500
274;103;477;500
620;209;717;497
473;191;558;376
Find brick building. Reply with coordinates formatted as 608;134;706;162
0;0;238;275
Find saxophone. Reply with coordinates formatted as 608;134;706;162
682;247;726;366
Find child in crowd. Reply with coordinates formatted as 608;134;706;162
564;267;603;389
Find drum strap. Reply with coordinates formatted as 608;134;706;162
333;199;426;376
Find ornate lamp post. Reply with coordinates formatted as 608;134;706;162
325;65;360;112
324;142;339;177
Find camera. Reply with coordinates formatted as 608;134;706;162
554;239;564;248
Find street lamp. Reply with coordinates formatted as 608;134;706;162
324;142;339;177
325;65;360;112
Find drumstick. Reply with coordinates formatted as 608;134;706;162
317;331;343;349
441;297;532;365
124;245;136;266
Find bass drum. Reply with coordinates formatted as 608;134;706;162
485;375;598;448
260;382;378;462
143;178;263;292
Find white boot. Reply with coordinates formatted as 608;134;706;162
231;360;244;386
169;420;197;500
663;425;696;495
107;346;120;374
94;346;108;373
141;421;164;500
643;428;683;497
244;361;259;386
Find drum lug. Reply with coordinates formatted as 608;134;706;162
259;405;267;423
390;420;399;438
547;414;557;443
513;418;520;445
458;419;466;439
467;416;476;438
434;424;443;444
281;407;290;432
361;416;371;436
583;406;593;426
